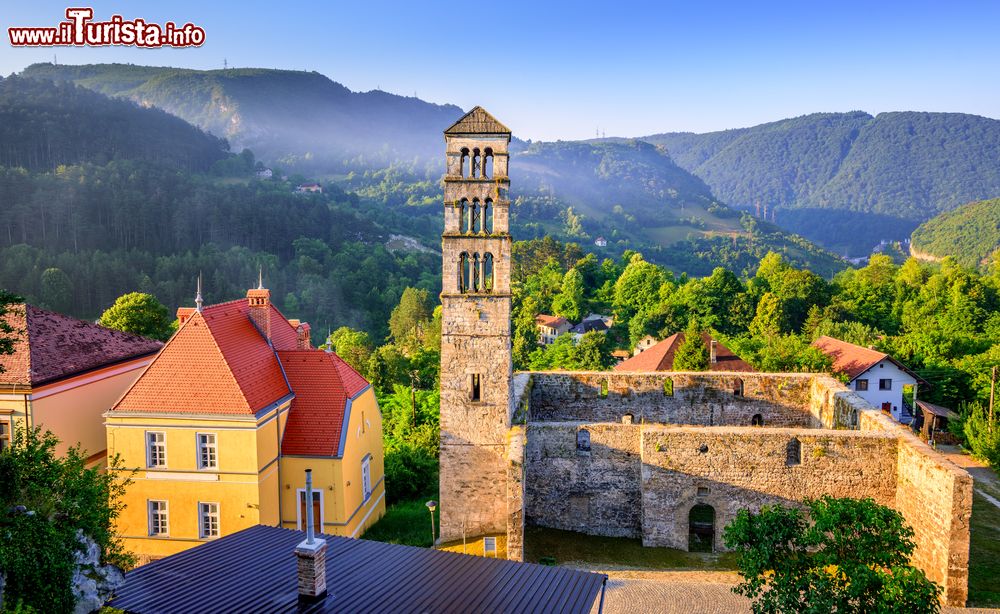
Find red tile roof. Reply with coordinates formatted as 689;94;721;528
811;336;888;381
535;314;569;328
278;351;369;457
0;304;162;387
614;332;753;372
114;299;299;415
112;293;371;456
811;336;927;385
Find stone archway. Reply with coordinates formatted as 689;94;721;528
688;503;715;552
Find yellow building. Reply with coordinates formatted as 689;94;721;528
106;286;384;560
0;304;161;465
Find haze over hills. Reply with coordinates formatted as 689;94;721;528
642;112;1000;255
910;198;1000;269
21;62;463;168
16;62;846;277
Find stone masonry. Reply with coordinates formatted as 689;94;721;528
437;108;972;606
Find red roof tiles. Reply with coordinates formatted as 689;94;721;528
112;293;370;457
278;351;369;457
810;335;925;384
535;314;569;328
0;304;162;387
615;332;753;372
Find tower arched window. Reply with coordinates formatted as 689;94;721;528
459;252;471;293
458;199;469;233
483;253;494;293
472;253;481;292
460;148;469;178
472;148;482;178
471;199;482;233
483;198;493;234
483;148;494;179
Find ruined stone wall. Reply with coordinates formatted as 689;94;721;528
895;436;972;605
810;377;973;606
640;427;899;550
525;423;643;538
528;372;818;427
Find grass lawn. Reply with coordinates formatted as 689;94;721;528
969;491;1000;607
523;525;738;570
361;494;438;548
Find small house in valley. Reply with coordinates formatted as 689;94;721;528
812;336;927;424
535;314;572;345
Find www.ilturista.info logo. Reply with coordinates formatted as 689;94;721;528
8;8;205;47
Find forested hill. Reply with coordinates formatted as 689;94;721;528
642;111;1000;256
0;75;228;171
21;62;463;170
910;198;1000;269
509;140;846;277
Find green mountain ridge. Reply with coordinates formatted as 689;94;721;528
641;111;1000;255
910;198;1000;269
21;62;463;169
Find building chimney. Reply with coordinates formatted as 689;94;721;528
294;469;327;603
296;323;312;350
710;339;717;364
247;272;271;342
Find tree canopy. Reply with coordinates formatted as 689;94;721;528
723;496;942;614
98;292;175;342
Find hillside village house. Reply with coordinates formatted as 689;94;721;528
616;331;754;373
105;283;384;560
633;334;659;356
295;182;323;194
812;335;926;424
535;314;572;345
0;304;161;466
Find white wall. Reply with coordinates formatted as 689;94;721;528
850;358;917;422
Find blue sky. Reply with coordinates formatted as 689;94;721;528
2;1;998;140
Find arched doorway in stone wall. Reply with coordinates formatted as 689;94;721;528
688;504;715;552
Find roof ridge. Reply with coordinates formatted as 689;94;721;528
444;106;511;135
112;311;253;414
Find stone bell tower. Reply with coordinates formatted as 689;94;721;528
438;107;513;542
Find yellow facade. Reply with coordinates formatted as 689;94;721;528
279;388;385;538
107;387;385;560
0;359;151;466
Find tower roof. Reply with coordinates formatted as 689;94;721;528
444;106;511;135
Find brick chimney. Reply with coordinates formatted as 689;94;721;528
295;469;327;603
247;286;271;342
296;323;312;350
710;339;717;364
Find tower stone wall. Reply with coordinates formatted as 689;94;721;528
439;108;514;542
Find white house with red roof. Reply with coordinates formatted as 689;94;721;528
812;335;927;424
105;283;384;561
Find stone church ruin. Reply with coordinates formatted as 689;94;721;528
437;108;973;606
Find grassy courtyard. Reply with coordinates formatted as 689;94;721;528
361;495;438;547
523;525;738;571
969;491;1000;607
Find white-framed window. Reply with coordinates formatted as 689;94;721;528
197;433;217;469
362;455;372;501
855;379;869;392
0;419;11;452
199;502;220;539
146;431;166;468
148;500;169;536
879;379;892;390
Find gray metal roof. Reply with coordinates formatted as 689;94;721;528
110;525;606;613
